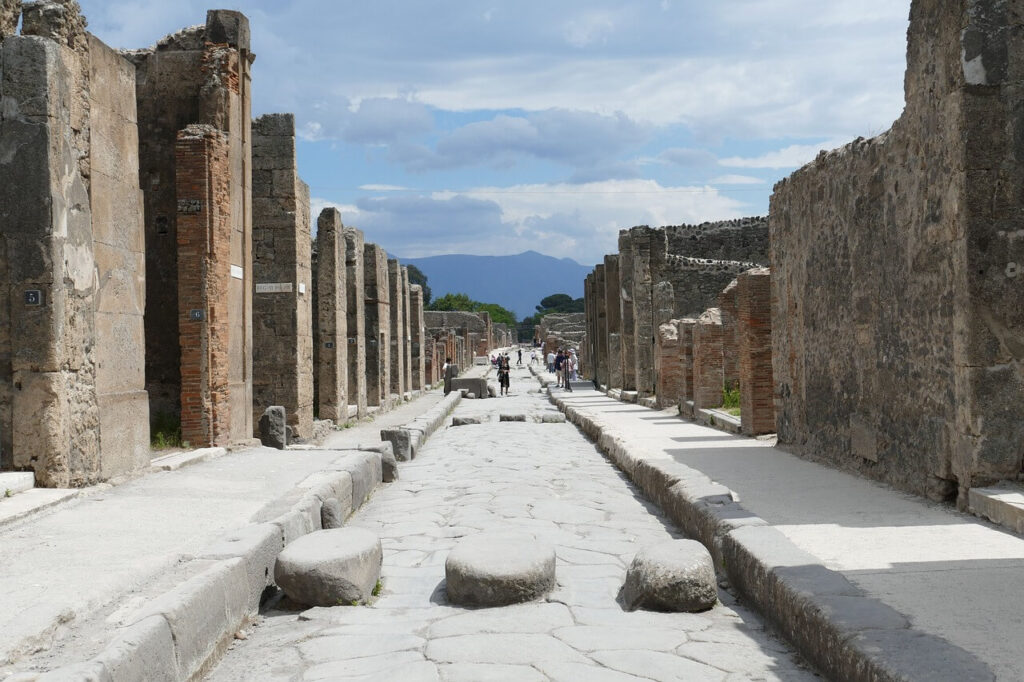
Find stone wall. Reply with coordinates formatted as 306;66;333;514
129;10;253;443
251;114;313;438
0;10;149;484
770;0;1024;503
314;209;348;422
664;218;769;263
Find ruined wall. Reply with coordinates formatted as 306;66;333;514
364;244;390;407
770;0;1024;502
129;10;253;442
738;269;774;436
314;209;347;422
664;218;769;263
660;255;761;320
718;280;740;390
424;311;487;335
251;114;312;437
0;6;149;484
628;226;667;397
344;228;367;417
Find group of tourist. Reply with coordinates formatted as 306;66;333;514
547;348;578;391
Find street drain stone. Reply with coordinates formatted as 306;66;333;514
452;416;484;427
275;528;382;607
499;414;527;422
445;534;556;606
621;539;718;612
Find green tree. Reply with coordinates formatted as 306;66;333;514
537;293;573;311
475;302;516;327
406;264;431;306
428;292;477;311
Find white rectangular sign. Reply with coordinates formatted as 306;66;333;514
231;265;244;280
255;282;293;294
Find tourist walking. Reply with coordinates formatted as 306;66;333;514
498;354;511;395
546;350;556;373
516;348;522;365
554;349;565;388
563;351;574;391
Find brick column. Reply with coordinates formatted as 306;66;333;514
387;258;405;401
718;279;740;391
315;208;348;422
655;322;682;409
692;308;724;409
738;268;774;435
364;244;390;407
410;284;425;391
344;228;367;417
677;318;697;404
251;113;313;438
176;125;232;447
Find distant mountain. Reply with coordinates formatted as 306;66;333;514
396;251;595;320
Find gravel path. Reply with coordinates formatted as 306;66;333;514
206;365;819;682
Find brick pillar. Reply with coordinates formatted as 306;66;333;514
251;113;313;437
344;228;367;417
677;318;697;404
315;208;348;422
402;267;413;396
738;268;774;435
387;259;405;400
604;254;622;388
692;308;724;409
364;244;390;407
176;125;232;447
630;227;666;397
719;279;740;391
410;284;425;391
656;322;682;409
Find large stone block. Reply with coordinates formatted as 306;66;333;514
98;389;151;480
274;528;382;607
445;534;556;607
621;540;717;612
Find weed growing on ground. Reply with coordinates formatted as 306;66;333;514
4;488;11;498
151;412;184;449
372;579;382;596
722;384;741;409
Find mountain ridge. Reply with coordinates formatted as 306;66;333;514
395;251;595;320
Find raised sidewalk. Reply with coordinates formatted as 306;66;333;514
0;385;465;680
547;382;1023;682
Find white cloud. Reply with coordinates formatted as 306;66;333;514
709;174;764;185
358;184;411;191
718;138;852;169
564;12;616;48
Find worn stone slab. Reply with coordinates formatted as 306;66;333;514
275;528;382;607
968;482;1024;535
621;540;717;612
452;416;484;427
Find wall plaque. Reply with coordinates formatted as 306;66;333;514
255;282;293;294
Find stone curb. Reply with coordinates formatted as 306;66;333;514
150;447;229;472
379;390;462;460
30;452;386;682
544;386;995;682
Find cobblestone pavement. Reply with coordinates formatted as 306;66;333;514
206;365;820;681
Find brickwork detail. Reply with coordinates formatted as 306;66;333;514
655;323;682;409
737;269;774;436
677;319;697;404
718;279;740;391
176;125;232;447
692;308;724;409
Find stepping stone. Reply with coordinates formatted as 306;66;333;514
499;414;527;422
537;413;566;423
452;416;484;427
259;406;287;449
621;540;717;612
275;528;382;607
445;533;556;607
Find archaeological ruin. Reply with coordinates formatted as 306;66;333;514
0;2;487;487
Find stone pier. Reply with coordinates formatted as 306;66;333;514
387;259;405;402
344;228;367;417
677;318;697;405
251;114;313;438
410;285;426;391
314;208;348;423
718;279;740;392
402;268;413;396
618;232;637;392
655;323;682;409
604;255;623;389
692;308;724;409
737;268;773;436
364;244;391;408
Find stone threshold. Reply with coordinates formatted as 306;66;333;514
968;481;1024;536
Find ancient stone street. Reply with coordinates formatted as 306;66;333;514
205;365;818;682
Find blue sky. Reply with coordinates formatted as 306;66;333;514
78;0;911;267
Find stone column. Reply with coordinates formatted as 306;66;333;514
630;227;663;397
251;113;313;438
595;264;608;387
387;258;405;401
677;318;697;404
176;125;233;447
402;267;413;397
410;284;426;391
364;244;390;408
738;268;774;435
344;228;367;418
718;279;740;392
692;308;724;409
604;255;622;388
618;232;637;392
655;322;682;409
315;208;348;422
